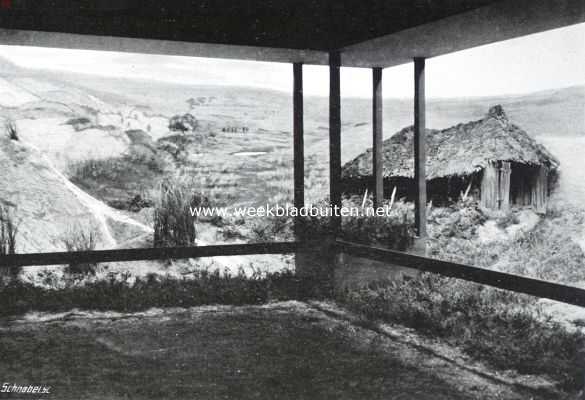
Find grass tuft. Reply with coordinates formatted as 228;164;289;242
153;180;208;247
60;223;100;275
5;120;18;141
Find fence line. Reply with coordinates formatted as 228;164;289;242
0;242;307;269
1;240;584;308
335;239;585;308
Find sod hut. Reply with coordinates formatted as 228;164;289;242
341;105;559;212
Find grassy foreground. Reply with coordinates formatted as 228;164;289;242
0;269;326;317
0;303;500;400
0;268;582;393
336;274;584;391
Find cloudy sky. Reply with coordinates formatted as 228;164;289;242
1;23;583;98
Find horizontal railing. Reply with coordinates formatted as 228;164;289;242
0;241;308;269
335;240;585;308
1;240;584;308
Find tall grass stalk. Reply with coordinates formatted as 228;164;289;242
0;206;18;256
61;223;99;275
153;181;198;247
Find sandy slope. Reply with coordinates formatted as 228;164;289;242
0;137;106;252
14;117;131;170
0;136;151;253
0;77;39;107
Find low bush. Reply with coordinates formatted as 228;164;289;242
108;194;154;212
0;269;328;316
168;113;198;134
250;215;293;243
70;154;164;184
60;223;100;275
64;117;91;131
153;181;209;247
336;273;584;391
296;198;415;251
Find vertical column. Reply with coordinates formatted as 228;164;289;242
414;57;427;240
329;52;342;232
372;67;384;209
293;63;304;219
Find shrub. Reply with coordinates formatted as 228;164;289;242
296;198;415;250
250;215;293;243
168;113;198;134
0;269;328;316
153;181;208;247
60;223;100;275
220;224;247;241
64;117;92;131
109;194;154;212
336;274;584;391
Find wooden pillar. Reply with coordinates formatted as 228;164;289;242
372;67;384;208
293;63;304;217
499;161;511;210
481;162;498;209
329;52;342;232
414;57;427;239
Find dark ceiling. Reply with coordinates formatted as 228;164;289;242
0;0;500;51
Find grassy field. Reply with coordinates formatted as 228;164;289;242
0;302;554;400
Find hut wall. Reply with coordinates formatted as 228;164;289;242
342;174;480;206
498;161;511;210
480;161;514;210
340;177;413;203
531;166;548;213
480;162;499;209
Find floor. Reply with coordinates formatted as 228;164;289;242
0;302;549;400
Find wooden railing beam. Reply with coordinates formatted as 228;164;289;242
0;242;309;269
336;240;585;308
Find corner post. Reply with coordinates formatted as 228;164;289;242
293;62;304;237
414;57;427;244
372;67;384;209
329;51;342;233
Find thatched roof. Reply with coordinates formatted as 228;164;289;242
342;105;560;181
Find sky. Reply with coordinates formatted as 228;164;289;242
0;22;583;99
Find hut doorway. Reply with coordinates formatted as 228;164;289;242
509;163;549;213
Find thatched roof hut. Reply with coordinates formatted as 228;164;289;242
342;105;559;211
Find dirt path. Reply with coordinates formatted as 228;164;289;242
0;301;561;400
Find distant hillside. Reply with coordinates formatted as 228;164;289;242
0;54;582;164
